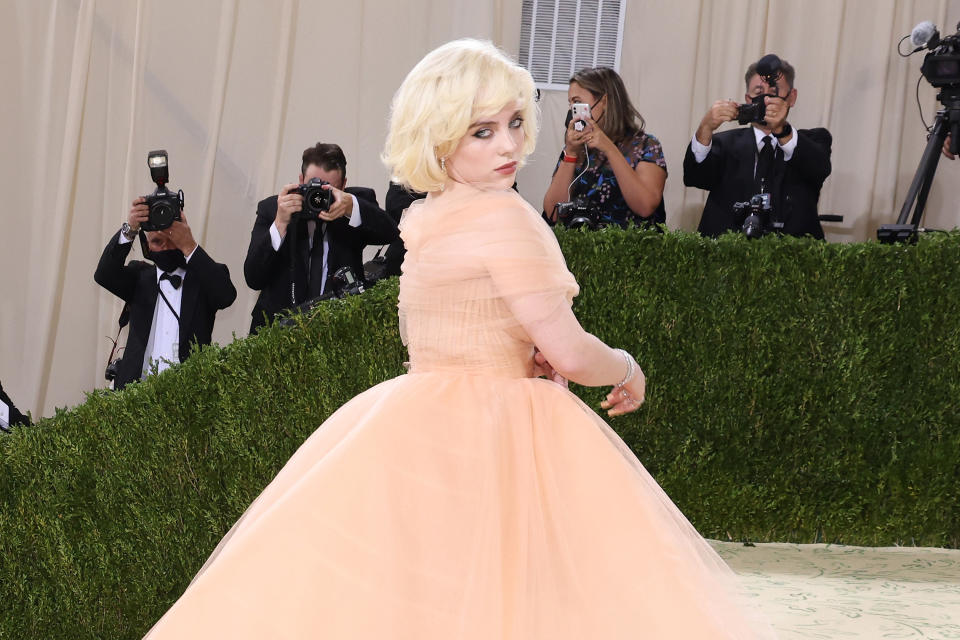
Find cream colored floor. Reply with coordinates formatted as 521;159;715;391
712;542;960;639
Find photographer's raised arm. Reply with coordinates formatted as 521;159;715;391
243;187;300;292
787;129;832;186
342;189;400;246
582;118;664;218
94;198;150;301
683;100;738;192
272;183;302;240
695;100;739;147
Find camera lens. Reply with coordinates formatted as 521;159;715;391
308;190;325;211
150;201;177;229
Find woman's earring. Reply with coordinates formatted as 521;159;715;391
440;157;447;191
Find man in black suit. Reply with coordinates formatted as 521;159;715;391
0;380;31;431
244;143;398;332
684;55;832;238
95;203;237;389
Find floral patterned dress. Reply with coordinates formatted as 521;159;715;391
554;130;668;228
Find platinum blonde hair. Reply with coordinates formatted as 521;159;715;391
383;39;539;193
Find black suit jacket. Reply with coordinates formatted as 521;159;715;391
244;186;398;332
94;232;237;389
0;380;30;427
382;182;425;277
683;126;832;238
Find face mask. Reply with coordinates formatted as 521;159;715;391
150;248;186;273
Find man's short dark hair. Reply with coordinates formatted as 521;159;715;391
744;56;796;91
301;143;347;177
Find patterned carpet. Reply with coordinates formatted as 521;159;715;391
712;542;960;639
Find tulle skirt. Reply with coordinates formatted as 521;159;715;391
145;371;775;639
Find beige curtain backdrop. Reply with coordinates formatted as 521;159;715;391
2;0;959;418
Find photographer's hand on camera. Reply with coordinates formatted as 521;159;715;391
274;182;303;238
944;134;956;160
164;213;198;256
317;184;353;222
696;99;739;145
576;117;616;157
128;197;150;233
763;95;792;141
563;118;589;161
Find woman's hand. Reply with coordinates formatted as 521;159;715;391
600;364;646;417
564;118;590;160
577;117;617;157
533;349;568;388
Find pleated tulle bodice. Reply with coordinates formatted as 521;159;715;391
397;187;579;378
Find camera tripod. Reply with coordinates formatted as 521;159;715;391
878;88;960;243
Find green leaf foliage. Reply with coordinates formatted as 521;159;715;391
1;230;958;637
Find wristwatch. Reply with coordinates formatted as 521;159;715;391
120;221;138;241
773;123;793;140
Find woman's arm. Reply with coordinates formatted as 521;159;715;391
542;156;579;222
585;121;665;218
542;119;593;221
522;303;645;416
604;148;666;218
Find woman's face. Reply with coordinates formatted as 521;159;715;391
567;81;605;126
445;101;525;190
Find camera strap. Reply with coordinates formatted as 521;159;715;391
157;281;181;323
105;302;130;370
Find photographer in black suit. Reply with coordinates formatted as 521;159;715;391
95;204;237;389
244;143;399;332
0;380;31;431
684;55;832;238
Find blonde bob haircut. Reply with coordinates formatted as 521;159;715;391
383;39;538;193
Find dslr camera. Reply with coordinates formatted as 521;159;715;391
737;54;785;125
293;178;335;219
278;266;366;327
556;197;604;230
733;192;783;239
104;358;120;382
141;150;184;231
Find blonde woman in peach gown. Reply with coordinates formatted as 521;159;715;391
145;39;776;639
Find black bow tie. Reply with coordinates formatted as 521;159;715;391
159;273;182;289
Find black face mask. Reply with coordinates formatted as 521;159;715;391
150;248;186;273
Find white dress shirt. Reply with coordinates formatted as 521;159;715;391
117;232;197;377
690;125;798;168
268;193;362;296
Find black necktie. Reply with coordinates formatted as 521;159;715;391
756;135;774;192
160;272;182;289
307;222;327;298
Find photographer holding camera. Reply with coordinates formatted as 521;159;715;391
244;143;398;332
543;67;667;229
684;54;832;238
94;168;237;389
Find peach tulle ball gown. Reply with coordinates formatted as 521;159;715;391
145;187;775;639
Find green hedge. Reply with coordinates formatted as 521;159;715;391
2;230;959;638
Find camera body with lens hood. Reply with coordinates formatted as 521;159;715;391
293;178;335;219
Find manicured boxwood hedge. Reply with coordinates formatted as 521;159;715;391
2;229;958;638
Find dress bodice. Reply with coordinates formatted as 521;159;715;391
398;188;579;378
